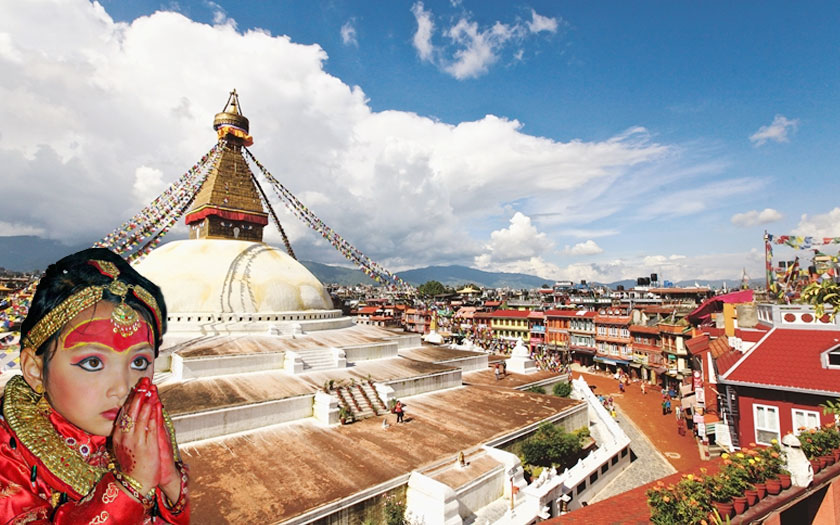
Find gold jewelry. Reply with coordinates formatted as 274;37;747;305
34;384;44;395
37;391;51;415
22;259;162;350
118;413;134;433
2;375;109;497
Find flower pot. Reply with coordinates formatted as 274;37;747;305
810;459;821;474
754;482;767;499
824;454;836;466
833;448;840;462
744;488;758;506
778;473;791;489
732;495;748;515
766;478;782;495
819;456;829;469
712;501;734;519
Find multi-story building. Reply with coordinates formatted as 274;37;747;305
527;311;545;352
629;323;663;382
659;320;692;387
403;308;430;334
594;310;632;372
715;303;840;449
488;309;532;343
567;310;597;366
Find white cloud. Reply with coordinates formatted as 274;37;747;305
411;2;435;62
0;1;726;278
731;208;783;227
792;207;840;238
133;166;166;206
527;9;559;33
340;19;358;47
474;212;551;265
551;250;763;284
555;228;618;238
410;3;558;79
564;240;603;256
749;115;799;146
0;221;46;237
204;1;236;28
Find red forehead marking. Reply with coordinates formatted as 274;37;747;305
61;317;153;353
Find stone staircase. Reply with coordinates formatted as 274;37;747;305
335;382;387;421
296;348;339;371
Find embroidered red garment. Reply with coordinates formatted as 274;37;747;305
0;399;189;524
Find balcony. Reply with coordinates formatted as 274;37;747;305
757;303;839;329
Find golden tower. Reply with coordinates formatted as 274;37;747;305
185;90;269;241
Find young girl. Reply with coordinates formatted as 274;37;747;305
0;248;189;523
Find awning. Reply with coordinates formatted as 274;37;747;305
594;356;630;366
571;348;596;355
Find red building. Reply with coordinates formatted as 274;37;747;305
717;307;840;449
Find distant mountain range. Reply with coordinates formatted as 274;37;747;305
0;236;90;272
0;236;755;289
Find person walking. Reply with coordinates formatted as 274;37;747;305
494;363;501;381
640;382;646;395
395;400;405;423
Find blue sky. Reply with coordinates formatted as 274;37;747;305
1;1;839;282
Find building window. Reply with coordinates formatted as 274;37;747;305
577;481;586;495
589;472;598;484
792;408;821;435
753;404;780;445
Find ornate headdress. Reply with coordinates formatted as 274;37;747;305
22;260;162;350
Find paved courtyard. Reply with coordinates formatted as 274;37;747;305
571;369;705;473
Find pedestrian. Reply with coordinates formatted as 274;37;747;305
395;400;405;423
640;382;646;395
665;398;672;414
501;360;507;377
619;381;625;393
661;399;667;416
494;363;500;381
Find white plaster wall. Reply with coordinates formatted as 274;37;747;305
385;370;462;399
455;467;505;520
171;352;285;379
342;342;399;362
389;334;423;349
406;472;462;525
437;355;488;373
173;394;313;443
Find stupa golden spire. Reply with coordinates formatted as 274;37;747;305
185;90;269;241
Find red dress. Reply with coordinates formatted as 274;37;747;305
0;376;189;524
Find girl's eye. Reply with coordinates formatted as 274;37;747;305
131;357;151;371
76;357;103;372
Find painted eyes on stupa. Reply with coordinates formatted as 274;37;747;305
71;356;152;372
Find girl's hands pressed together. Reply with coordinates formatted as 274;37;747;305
112;377;161;497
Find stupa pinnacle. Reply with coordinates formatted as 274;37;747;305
184;90;269;242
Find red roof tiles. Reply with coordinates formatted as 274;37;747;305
721;327;840;394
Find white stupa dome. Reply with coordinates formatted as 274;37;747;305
134;239;332;313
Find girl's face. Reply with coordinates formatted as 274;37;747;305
45;301;155;436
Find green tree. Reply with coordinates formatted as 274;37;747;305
417;280;447;298
521;423;583;468
527;385;546;394
553;381;572;397
801;280;840;320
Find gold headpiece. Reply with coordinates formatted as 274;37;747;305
22;260;162;350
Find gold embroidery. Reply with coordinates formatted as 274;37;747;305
101;482;118;504
11;506;48;525
0;481;22;498
3;375;108;496
89;510;110;524
2;376;181;496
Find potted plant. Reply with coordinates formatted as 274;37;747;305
705;472;740;518
338;405;353;425
647;475;709;525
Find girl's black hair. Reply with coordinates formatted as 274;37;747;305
20;248;168;365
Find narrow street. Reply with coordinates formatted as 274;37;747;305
571;369;705;473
